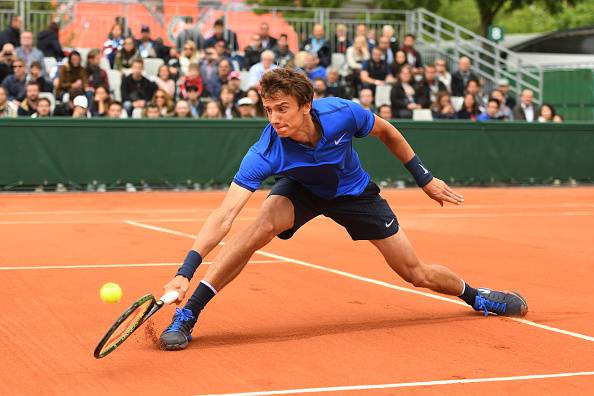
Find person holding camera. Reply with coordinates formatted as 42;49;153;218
0;43;16;83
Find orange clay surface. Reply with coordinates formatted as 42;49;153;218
1;187;593;395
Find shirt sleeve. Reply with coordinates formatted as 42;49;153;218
361;60;369;72
345;100;376;138
232;149;273;192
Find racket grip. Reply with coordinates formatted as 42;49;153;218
159;290;180;304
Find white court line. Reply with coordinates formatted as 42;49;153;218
195;371;594;396
124;220;594;344
0;217;257;225
0;208;260;216
124;220;198;238
148;217;258;223
0;260;284;270
0;219;137;225
411;211;594;218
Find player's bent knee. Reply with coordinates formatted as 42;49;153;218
251;216;286;243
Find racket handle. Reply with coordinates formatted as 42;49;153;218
159;290;180;304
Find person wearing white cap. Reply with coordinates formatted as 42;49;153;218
237;96;254;118
72;95;88;118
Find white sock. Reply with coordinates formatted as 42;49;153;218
200;279;218;294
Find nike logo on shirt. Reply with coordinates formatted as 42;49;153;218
334;133;347;145
385;218;395;228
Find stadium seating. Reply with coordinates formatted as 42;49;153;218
99;57;111;71
375;85;392;107
331;53;346;71
107;69;122;101
451;96;464;112
413;109;433;121
43;57;58;79
239;71;250;91
143;58;164;77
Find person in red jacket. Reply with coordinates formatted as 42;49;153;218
178;63;207;100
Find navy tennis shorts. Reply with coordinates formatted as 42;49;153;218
269;177;399;241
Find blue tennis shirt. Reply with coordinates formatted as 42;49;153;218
233;97;376;200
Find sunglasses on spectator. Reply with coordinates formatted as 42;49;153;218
184;46;192;50
206;52;215;56
13;64;24;68
155;95;165;98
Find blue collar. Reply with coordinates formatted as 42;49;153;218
283;110;325;150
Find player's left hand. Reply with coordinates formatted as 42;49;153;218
422;177;464;206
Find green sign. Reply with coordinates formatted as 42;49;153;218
488;25;505;42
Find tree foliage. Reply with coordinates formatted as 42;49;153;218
247;0;344;21
545;0;594;30
247;0;343;9
372;0;442;12
248;0;592;36
472;0;585;36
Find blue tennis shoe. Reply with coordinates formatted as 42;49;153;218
473;288;528;317
160;308;196;350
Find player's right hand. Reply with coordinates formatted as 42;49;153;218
163;275;190;304
422;177;464;206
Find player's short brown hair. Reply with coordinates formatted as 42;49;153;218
260;68;313;108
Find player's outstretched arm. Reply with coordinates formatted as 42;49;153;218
369;114;464;206
163;182;253;302
190;182;253;256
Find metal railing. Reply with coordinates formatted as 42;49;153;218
248;6;409;53
1;0;54;36
409;8;543;103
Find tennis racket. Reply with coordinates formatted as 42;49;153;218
94;290;179;359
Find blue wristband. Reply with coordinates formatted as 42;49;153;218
404;154;434;187
176;250;203;280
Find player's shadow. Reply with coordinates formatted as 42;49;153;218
190;312;481;350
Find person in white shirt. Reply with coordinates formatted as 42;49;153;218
15;31;44;74
247;50;278;88
512;89;535;122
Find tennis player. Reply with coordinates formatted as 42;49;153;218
159;68;528;350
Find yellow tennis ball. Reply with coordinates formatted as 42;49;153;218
100;282;123;304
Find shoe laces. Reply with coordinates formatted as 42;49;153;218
165;308;195;332
474;294;507;316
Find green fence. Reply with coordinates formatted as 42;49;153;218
1;119;592;190
543;69;594;122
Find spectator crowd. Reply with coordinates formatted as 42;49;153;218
1;14;563;122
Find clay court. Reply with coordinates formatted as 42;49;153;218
1;187;593;395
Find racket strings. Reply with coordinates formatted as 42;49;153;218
98;298;154;354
